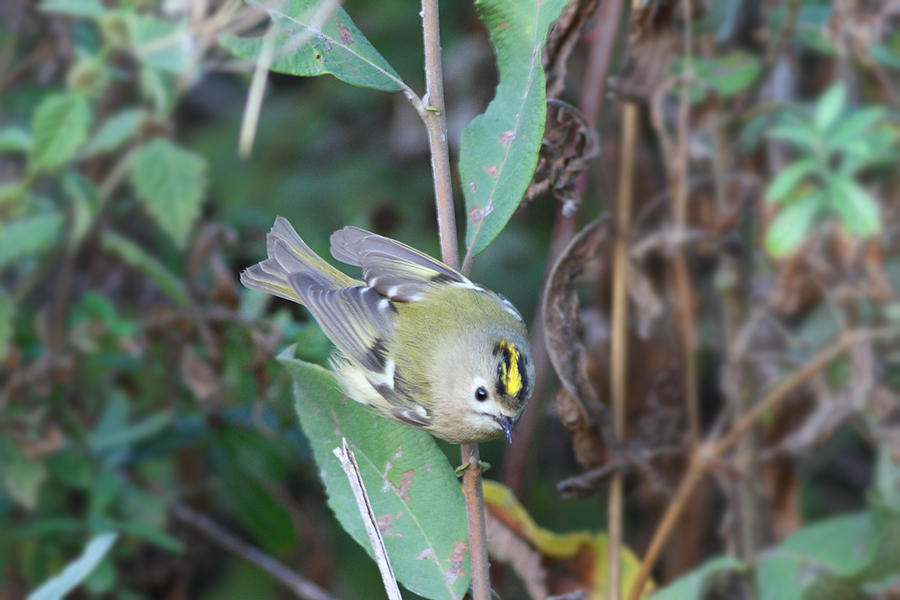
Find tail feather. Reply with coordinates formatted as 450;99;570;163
240;261;301;303
241;217;358;304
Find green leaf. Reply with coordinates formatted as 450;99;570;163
781;512;876;577
278;355;471;599
83;557;116;594
129;14;189;73
0;127;32;153
870;43;900;70
826;107;884;150
214;454;298;555
46;451;93;490
765;157;818;204
768;122;819;154
765;192;822;257
117;520;185;554
99;230;190;306
874;446;900;510
139;65;177;116
30;93;92;173
460;0;569;255
814;84;846;134
756;508;900;600
827;176;880;236
0;434;48;510
651;555;745;600
757;550;856;600
130;139;207;248
0;212;64;271
0;289;12;363
90;410;172;455
219;0;404;92
62;171;100;249
27;533;118;600
39;0;105;18
689;51;761;100
82;108;143;157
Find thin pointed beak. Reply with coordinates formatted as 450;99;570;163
496;415;515;444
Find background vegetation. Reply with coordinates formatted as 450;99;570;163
2;0;900;599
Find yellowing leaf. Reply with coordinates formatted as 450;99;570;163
483;480;653;599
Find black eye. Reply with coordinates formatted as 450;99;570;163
475;386;488;402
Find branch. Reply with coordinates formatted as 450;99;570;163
171;503;340;600
608;101;638;600
418;0;489;597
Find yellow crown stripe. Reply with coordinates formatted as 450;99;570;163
500;342;523;397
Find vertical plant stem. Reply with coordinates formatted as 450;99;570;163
673;0;699;447
609;102;638;600
420;0;489;597
421;0;459;271
626;449;707;600
461;443;491;600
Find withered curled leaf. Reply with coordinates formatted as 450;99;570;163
542;218;619;470
525;100;600;216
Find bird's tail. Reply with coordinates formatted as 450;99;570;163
240;217;356;304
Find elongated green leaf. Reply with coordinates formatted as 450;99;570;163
278;355;471;600
460;0;569;255
129;14;189;73
82;108;143;157
0;434;48;510
0;290;12;362
214;454;298;554
756;510;899;600
814;84;846;134
826;107;884;149
39;0;105;18
30;93;92;173
130;139;207;248
0;212;64;271
765;157;818;204
27;533;118;600
651;555;745;600
0;127;32;153
765;192;822;257
827;176;880;236
220;0;404;92
688;51;761;100
870;43;900;70
63;171;100;249
768;123;819;154
99;230;189;306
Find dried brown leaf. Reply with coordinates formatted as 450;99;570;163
543;218;617;469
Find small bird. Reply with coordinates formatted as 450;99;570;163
241;217;535;445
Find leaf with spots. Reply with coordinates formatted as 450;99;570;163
278;353;471;599
459;0;569;255
219;0;405;93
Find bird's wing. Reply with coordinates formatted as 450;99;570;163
329;226;471;302
289;273;396;377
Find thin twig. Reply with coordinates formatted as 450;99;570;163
238;32;274;158
672;0;699;447
460;444;491;600
608;102;638;600
419;0;488;596
172;504;340;600
626;449;707;600
333;439;402;600
421;0;458;271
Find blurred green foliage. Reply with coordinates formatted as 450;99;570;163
3;0;900;598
